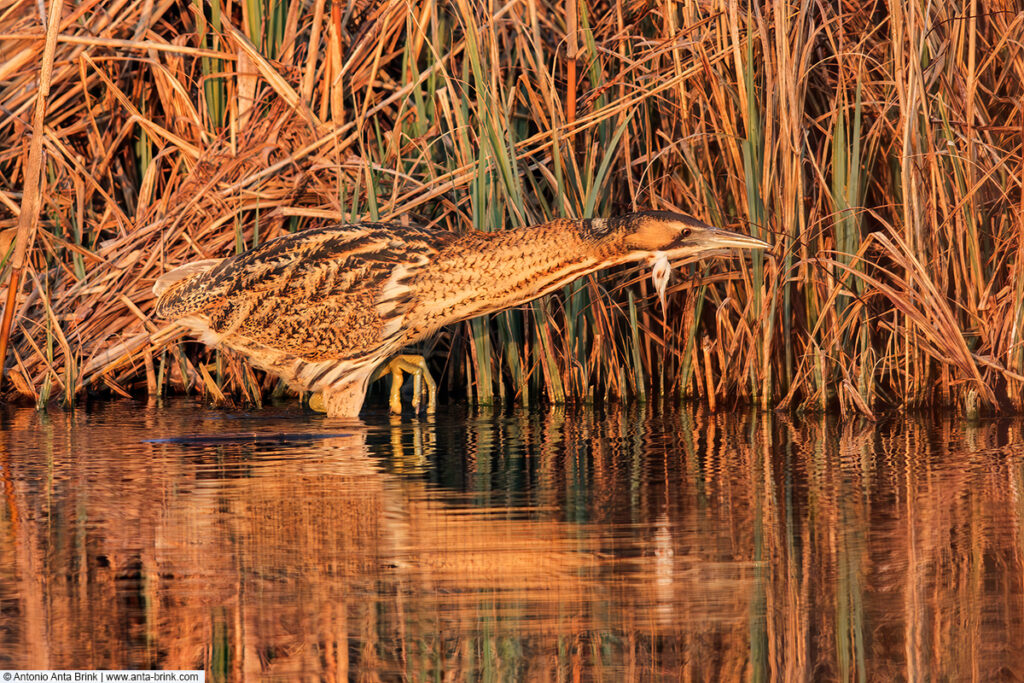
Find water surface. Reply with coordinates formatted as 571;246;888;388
1;399;1022;680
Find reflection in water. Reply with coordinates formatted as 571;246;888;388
1;400;1023;680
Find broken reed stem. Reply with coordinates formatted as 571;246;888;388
702;337;716;412
0;0;64;385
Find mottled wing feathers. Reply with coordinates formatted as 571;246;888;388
152;259;224;317
154;223;454;361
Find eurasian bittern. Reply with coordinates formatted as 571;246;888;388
153;211;768;417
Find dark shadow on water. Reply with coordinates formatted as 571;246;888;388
144;432;354;445
1;398;1023;680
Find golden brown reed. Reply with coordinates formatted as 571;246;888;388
0;0;1022;412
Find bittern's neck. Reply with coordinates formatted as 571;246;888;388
408;220;622;331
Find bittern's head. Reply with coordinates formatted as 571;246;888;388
583;210;769;310
589;210;769;261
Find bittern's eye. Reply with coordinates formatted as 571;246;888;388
681;228;692;239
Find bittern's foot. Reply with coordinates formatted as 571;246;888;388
372;354;437;415
308;392;326;413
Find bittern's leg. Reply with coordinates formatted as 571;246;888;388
372;355;437;414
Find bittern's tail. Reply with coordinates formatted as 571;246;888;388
153;258;222;318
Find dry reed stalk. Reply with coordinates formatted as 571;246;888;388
564;0;577;136
0;0;64;384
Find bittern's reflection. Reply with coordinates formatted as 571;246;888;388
3;402;1024;680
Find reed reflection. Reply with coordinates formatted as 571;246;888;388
1;401;1022;680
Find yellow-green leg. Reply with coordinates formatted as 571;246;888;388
308;355;435;414
372;354;437;414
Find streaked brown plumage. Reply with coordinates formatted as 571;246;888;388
153;211;768;417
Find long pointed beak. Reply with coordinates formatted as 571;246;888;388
697;226;770;251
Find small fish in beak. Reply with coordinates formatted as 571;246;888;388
649;252;672;314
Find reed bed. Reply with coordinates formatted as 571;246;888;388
0;0;1021;414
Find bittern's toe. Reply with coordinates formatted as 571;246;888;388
308;392;326;413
